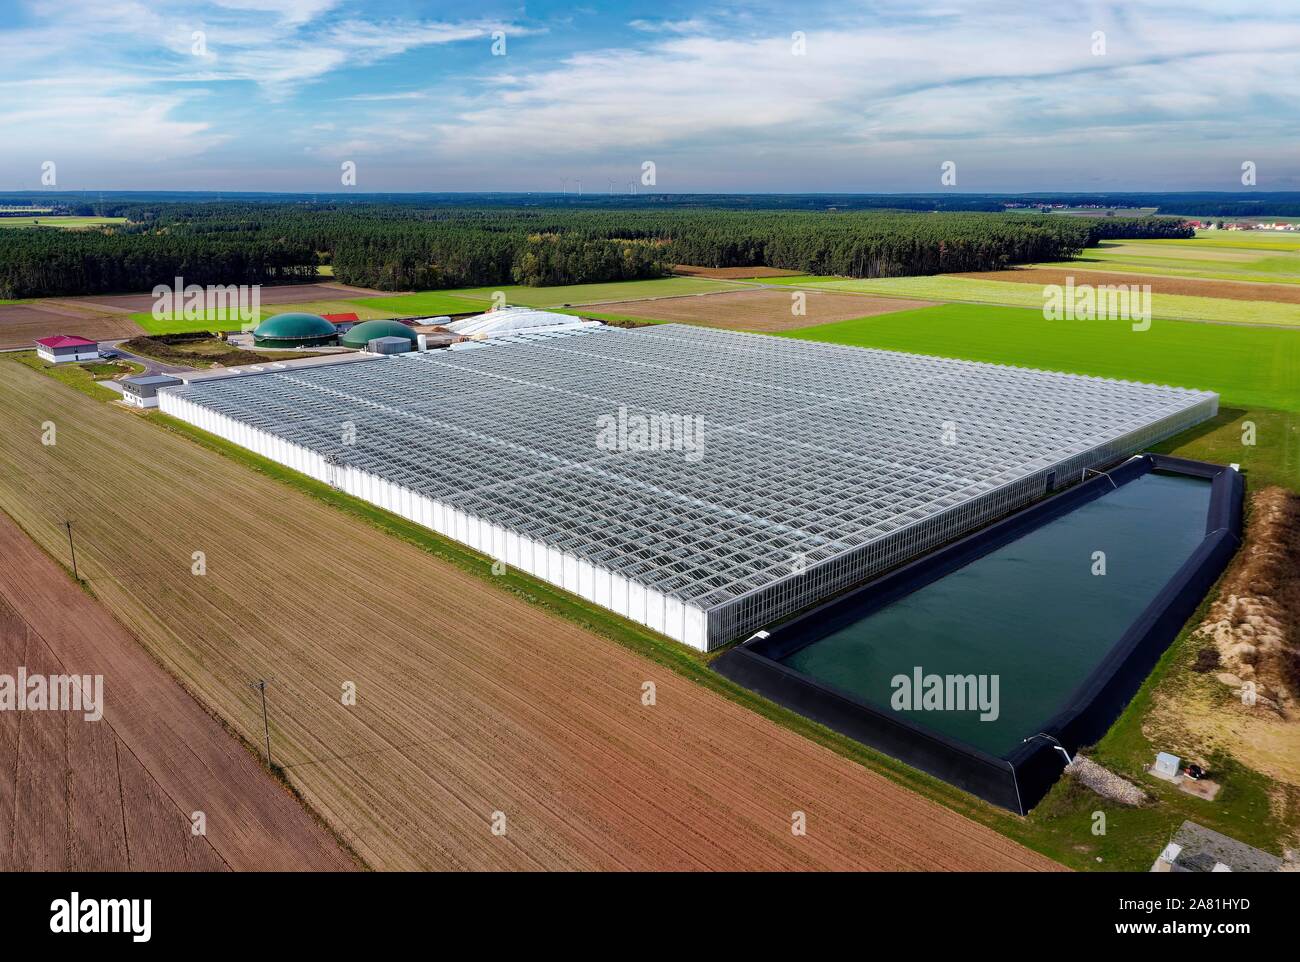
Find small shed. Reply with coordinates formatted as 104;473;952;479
36;335;99;364
121;374;182;408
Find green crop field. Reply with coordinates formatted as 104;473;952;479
345;290;492;316
0;216;126;229
780;303;1300;489
129;299;404;335
442;276;746;308
130;309;263;336
1036;235;1300;284
757;273;1300;326
783;303;1298;411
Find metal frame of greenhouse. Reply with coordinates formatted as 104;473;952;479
159;323;1219;650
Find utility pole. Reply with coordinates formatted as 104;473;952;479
250;679;272;766
65;521;79;581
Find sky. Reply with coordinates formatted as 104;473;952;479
0;0;1298;193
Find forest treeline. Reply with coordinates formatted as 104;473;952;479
0;204;1191;298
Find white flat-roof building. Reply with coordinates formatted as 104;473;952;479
121;374;183;408
159;324;1218;650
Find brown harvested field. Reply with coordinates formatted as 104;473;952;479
953;267;1300;305
0;359;1060;872
595;287;939;332
0;512;352;871
674;265;802;279
49;282;390;315
0;304;143;351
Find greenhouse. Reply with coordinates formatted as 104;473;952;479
158;324;1219;650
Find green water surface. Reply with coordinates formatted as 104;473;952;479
782;472;1212;757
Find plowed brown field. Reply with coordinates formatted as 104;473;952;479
0;360;1060;871
0;304;142;351
674;265;802;279
954;267;1300;305
0;513;352;871
596;288;938;332
51;282;389;315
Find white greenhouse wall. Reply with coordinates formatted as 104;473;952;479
157;388;710;650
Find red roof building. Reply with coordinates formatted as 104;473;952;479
321;313;360;324
36;335;98;348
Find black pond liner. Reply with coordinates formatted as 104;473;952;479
713;453;1244;814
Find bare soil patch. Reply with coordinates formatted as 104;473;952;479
1146;488;1300;787
122;333;328;369
52;282;389;315
596;288;939;332
0;304;142;351
0;510;354;871
674;265;802;279
954;267;1300;305
0;359;1058;871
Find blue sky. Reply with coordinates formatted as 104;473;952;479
1;0;1298;192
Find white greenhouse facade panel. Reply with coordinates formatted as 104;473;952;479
158;324;1218;651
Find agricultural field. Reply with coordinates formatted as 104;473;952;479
0;358;1059;872
673;265;802;279
0;216;126;229
128;301;402;336
366;278;754;312
0;512;351;871
1037;235;1300;285
592;288;939;332
1046;206;1159;217
780;303;1300;488
757;273;1300;326
0;302;143;350
953;268;1300;305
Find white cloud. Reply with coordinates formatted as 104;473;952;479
4;0;1300;189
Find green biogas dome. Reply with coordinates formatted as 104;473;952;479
252;313;338;348
339;320;419;349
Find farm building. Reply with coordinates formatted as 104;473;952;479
157;324;1218;651
121;374;183;408
340;319;418;350
252;313;339;348
35;334;99;363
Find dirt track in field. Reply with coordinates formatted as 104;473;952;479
596;288;939;332
673;265;802;279
0;304;143;351
0;512;354;871
0;360;1061;871
953;268;1300;304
